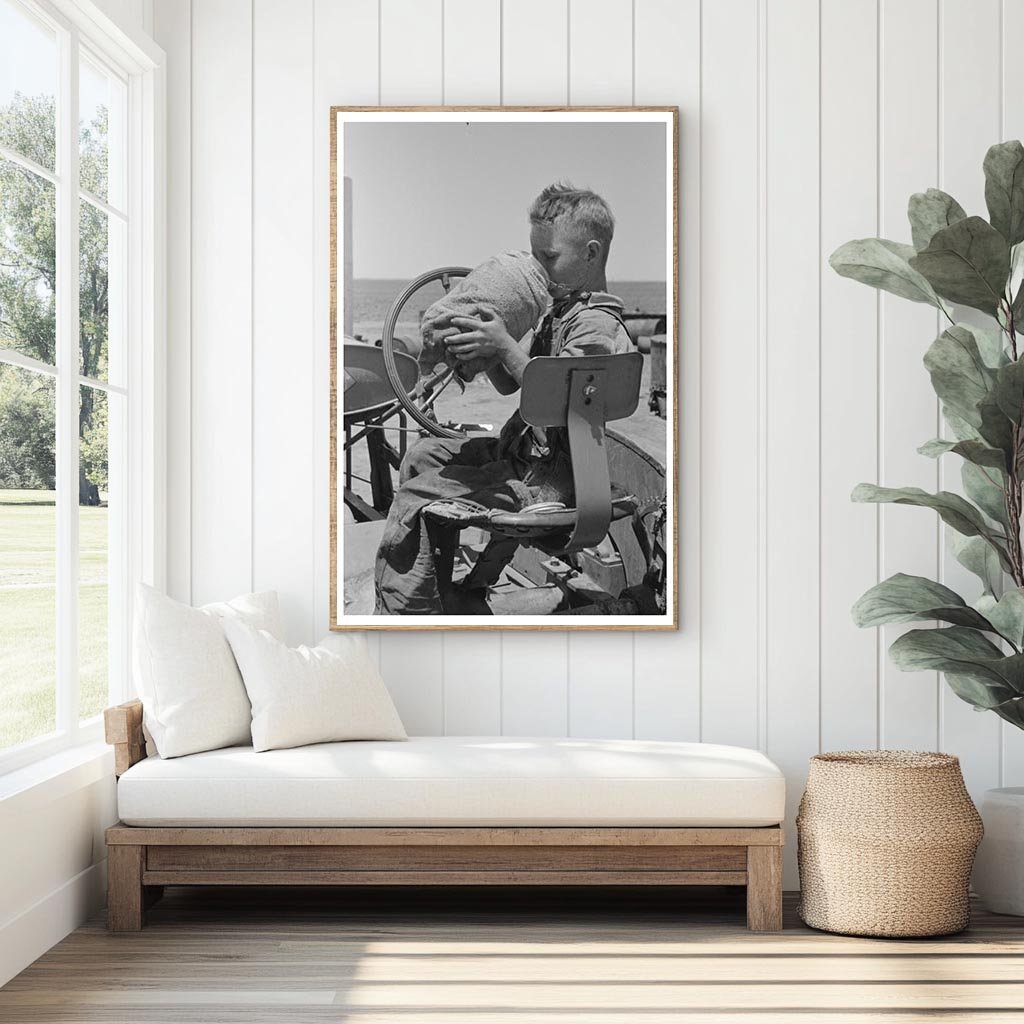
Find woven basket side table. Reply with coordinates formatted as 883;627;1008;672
797;750;983;938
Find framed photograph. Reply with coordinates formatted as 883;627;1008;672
330;107;678;630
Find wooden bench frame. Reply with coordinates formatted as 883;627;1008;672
104;700;784;932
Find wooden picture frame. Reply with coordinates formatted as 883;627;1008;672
330;107;678;630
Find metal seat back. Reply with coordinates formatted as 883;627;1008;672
519;353;644;549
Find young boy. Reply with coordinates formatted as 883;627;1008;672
374;182;633;615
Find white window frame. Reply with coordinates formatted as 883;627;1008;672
0;0;165;776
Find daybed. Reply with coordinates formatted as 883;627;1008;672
104;699;786;932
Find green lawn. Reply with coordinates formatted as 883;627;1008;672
0;489;109;751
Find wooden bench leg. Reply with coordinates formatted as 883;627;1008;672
107;845;145;931
746;845;783;931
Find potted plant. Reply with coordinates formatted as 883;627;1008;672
832;140;1024;914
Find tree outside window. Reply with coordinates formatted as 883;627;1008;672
1;12;125;752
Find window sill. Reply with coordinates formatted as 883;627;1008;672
0;739;114;816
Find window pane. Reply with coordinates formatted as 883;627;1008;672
0;0;57;173
80;203;124;384
0;362;56;750
79;384;109;723
79;51;125;209
0;158;56;364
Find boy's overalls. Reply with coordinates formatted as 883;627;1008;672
373;290;632;616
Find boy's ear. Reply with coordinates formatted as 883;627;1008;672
586;239;603;262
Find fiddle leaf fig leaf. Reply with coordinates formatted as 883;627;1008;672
944;671;1024;713
985;688;1024;728
918;437;1008;471
1009;241;1024;324
962;461;1009;528
909;216;1011;314
971;322;1012;368
1008;241;1024;306
909;188;968;251
993;357;1024;423
978;392;1016;458
942;407;983;442
852;573;994;630
830;238;943;307
984;140;1024;246
950;532;1004;596
888;627;1024;705
923;325;997;427
890;624;1004;667
851;483;1011;567
1012;278;1024;325
977;589;1024;649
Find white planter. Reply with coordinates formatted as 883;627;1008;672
973;787;1024;916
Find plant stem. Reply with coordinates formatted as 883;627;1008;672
1006;305;1024;586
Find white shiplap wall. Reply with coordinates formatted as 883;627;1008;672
153;0;1024;885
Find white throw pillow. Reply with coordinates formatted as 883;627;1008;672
222;621;407;752
133;583;283;758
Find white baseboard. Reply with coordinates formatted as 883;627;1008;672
0;859;107;987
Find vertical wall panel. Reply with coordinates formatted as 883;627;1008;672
153;0;190;604
502;0;567;104
938;0;1002;796
878;0;941;751
441;0;503;733
699;0;761;749
568;634;634;738
568;0;631;103
313;0;379;655
315;0;379;106
444;637;502;734
253;0;316;646
1002;0;1024;786
380;634;446;734
381;0;443;105
189;0;253;605
633;0;700;742
764;0;821;885
502;634;569;735
567;0;630;103
819;0;879;753
443;0;500;106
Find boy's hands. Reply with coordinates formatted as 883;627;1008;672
445;309;515;364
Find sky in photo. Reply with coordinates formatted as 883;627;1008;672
343;119;669;280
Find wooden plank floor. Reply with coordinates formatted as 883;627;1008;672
3;885;1024;1022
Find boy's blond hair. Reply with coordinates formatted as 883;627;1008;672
528;182;615;256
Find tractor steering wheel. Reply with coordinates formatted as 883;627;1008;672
381;266;472;440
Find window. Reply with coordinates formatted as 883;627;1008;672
0;0;161;773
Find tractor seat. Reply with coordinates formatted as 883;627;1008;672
419;353;647;613
424;352;643;554
421;352;643;557
421;353;646;613
423;491;639;540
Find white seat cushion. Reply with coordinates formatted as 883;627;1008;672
117;736;785;827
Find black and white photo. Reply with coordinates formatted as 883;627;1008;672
331;108;677;629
